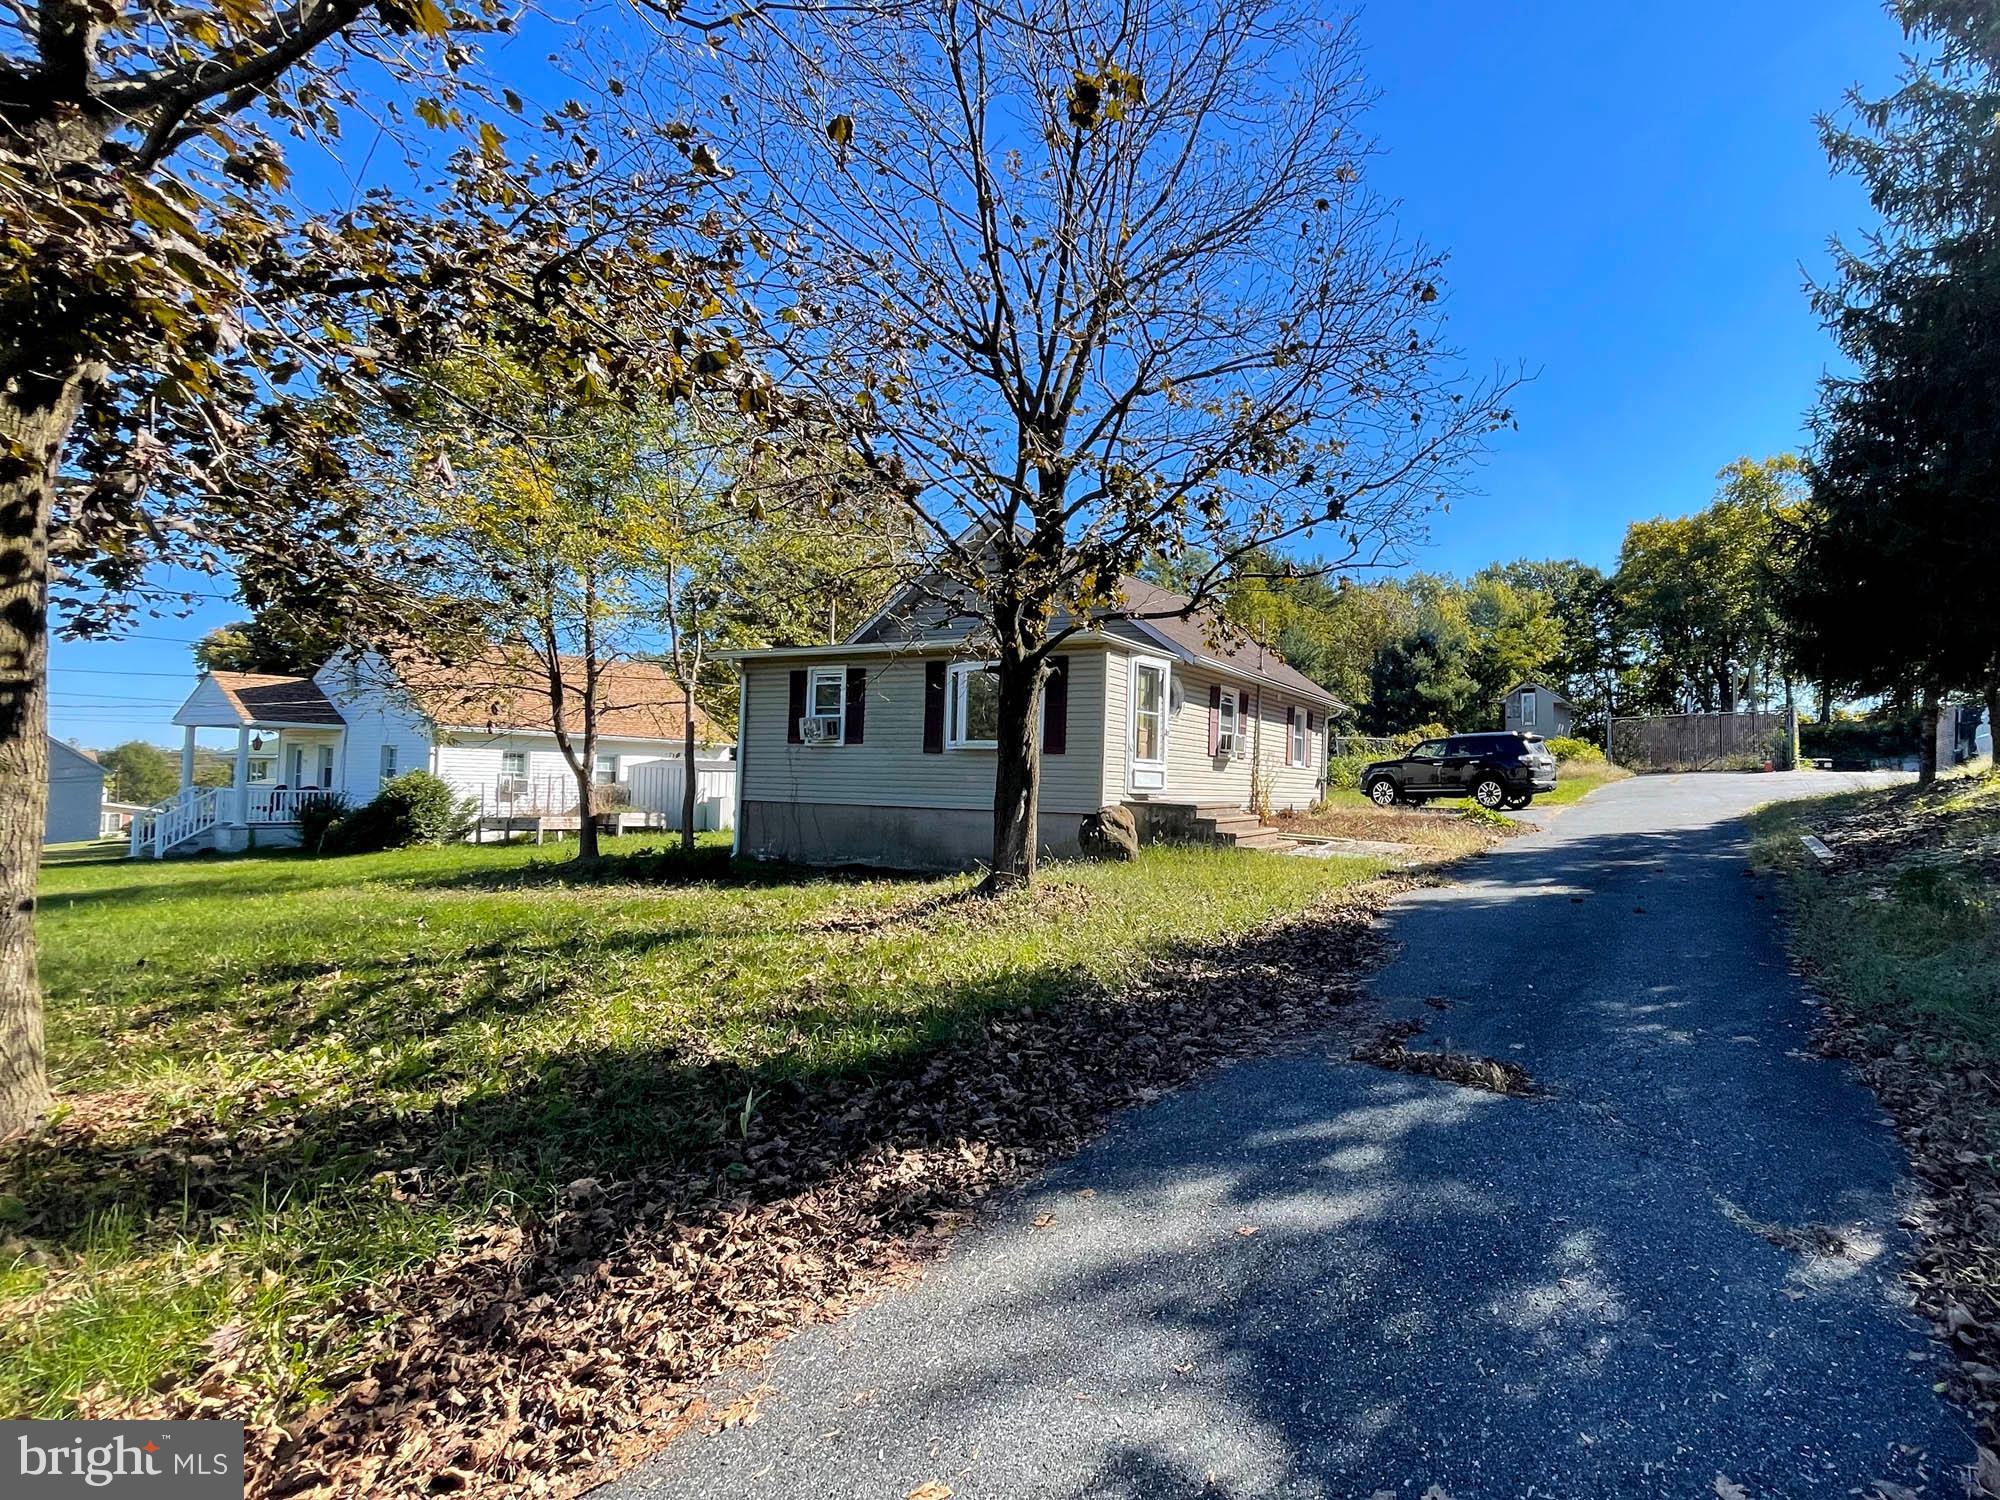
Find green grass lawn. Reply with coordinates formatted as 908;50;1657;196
1752;767;2000;1049
6;834;1388;1421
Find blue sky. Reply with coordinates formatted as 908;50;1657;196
48;0;1903;747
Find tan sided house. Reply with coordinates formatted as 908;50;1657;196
729;576;1337;869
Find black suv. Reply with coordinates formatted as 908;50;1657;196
1362;732;1557;811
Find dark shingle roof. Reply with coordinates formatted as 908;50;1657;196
1109;577;1338;706
206;672;346;726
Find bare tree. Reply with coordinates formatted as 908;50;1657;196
693;0;1515;888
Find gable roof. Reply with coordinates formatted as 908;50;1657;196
46;736;105;781
389;649;718;743
837;571;1337;706
1110;577;1337;706
1504;679;1576;711
185;671;347;727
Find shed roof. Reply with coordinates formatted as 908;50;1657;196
1504;680;1577;711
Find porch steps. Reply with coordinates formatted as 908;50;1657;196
1189;804;1291;852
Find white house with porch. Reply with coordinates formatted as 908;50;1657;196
138;648;731;857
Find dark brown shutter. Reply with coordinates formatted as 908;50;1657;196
1208;682;1221;756
844;667;867;744
923;660;946;753
1042;656;1070;755
787;669;807;744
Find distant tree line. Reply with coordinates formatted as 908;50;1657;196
1181;454;1810;738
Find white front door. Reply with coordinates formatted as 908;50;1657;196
1128;655;1170;793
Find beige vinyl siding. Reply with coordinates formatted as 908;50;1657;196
741;650;1108;815
1099;648;1130;805
1106;652;1324;811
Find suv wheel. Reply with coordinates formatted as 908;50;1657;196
1503;792;1533;811
1366;776;1401;808
1472;776;1507;809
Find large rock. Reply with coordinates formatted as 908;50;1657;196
1079;804;1139;860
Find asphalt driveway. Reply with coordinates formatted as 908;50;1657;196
602;771;1970;1499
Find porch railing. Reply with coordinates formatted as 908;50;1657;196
129;786;220;859
245;785;329;823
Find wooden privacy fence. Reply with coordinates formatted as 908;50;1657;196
1609;709;1799;772
625;754;738;831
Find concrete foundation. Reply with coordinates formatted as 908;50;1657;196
208;823;303;853
739;800;1088;872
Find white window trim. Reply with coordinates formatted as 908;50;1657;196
1521;692;1538;726
803;666;847;746
1128;654;1171;790
593;752;620;785
500;750;527;780
946;660;1001;750
1233;691;1250;761
380;744;398;780
1290;708;1308;768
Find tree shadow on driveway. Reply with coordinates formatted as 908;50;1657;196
611;793;1975;1500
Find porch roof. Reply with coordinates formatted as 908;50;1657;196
172;672;347;729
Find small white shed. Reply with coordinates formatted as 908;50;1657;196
1502;681;1576;739
45;736;105;845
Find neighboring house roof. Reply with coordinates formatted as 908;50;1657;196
392;649;717;743
46;736;105;780
1504;680;1576;711
201;671;348;726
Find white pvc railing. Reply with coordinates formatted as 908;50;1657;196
129;786;221;859
244;785;329;823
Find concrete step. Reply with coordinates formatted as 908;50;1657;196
1203;815;1265;837
1227;829;1292;850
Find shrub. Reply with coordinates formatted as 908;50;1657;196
1458;803;1513;830
294;792;350;855
1544;736;1603;764
326;771;475;854
1392;722;1451;752
1327;752;1373;791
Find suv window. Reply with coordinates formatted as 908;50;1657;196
1408;740;1446;760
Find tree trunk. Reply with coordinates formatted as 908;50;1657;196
1917;682;1941;787
1818;680;1835;726
1985;679;1999;769
680;686;698;853
983;653;1043;894
572;733;600;861
0;353;88;1135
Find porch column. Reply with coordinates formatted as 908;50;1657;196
232;725;252;825
180;725;196;791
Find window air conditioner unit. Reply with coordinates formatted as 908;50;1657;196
798;715;840;744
